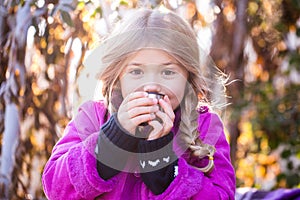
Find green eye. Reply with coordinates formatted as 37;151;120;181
162;70;176;76
129;69;143;75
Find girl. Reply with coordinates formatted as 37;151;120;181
42;8;236;199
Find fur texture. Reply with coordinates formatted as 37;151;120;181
42;101;235;200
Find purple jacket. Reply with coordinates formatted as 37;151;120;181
42;101;235;200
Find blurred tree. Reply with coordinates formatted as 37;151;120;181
210;0;300;189
210;0;248;165
0;0;98;198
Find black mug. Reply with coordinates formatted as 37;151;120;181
139;92;164;126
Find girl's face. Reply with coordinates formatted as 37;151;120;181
119;49;188;110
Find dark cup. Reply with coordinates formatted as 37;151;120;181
139;92;164;126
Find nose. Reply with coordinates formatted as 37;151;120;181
143;83;162;94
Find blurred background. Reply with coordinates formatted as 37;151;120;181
0;0;299;199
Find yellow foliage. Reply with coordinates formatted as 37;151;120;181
54;26;64;39
27;107;33;115
32;82;42;96
238;121;254;146
236;157;255;187
19;88;25;97
223;3;236;22
60;45;65;53
250;63;262;78
248;2;258;15
260;71;269;82
47;47;54;54
54;101;61;111
256;165;266;178
260;137;269;152
33;96;41;107
262;0;272;16
30;134;38;149
77;1;86;10
40;38;47;49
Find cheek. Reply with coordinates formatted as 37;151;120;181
120;76;142;98
168;82;187;109
119;77;129;98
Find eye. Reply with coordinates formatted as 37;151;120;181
162;69;176;76
129;69;143;75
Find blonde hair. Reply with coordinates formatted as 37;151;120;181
92;9;227;173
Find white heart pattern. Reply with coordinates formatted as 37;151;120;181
174;165;179;177
163;156;170;163
148;159;160;167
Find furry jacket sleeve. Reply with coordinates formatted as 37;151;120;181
42;101;117;200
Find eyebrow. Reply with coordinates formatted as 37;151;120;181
127;62;179;66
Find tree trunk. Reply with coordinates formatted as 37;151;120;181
227;0;248;165
211;0;248;165
0;103;20;199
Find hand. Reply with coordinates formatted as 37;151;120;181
117;91;159;135
147;95;175;140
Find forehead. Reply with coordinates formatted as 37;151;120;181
127;48;176;64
